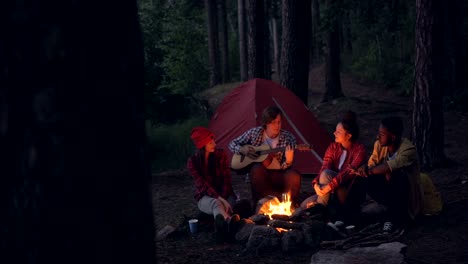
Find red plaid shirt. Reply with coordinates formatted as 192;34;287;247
312;142;367;191
187;148;235;201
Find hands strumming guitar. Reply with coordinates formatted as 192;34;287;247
239;145;259;159
231;143;311;170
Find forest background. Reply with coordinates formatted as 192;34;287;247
1;0;467;263
140;0;468;173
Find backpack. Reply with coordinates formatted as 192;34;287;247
420;173;443;215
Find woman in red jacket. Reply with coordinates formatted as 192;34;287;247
301;111;367;222
187;126;239;243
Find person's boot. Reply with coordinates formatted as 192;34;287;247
214;214;226;243
227;214;240;242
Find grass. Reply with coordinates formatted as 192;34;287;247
147;81;240;173
147;117;209;172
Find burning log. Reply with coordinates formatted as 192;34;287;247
249;214;269;225
270;214;291;221
268;219;304;230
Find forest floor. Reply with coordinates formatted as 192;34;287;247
153;64;468;263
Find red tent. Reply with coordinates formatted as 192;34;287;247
208;78;332;175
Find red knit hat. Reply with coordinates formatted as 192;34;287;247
190;126;214;149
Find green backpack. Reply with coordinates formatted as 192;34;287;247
420;173;443;216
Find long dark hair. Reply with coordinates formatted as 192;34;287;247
341;111;359;142
191;148;216;178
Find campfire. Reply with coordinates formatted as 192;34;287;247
257;193;295;220
235;193;325;253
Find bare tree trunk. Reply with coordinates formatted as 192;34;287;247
238;0;248;81
343;9;352;53
1;1;155;263
280;0;310;105
412;0;446;169
322;0;343;102
218;0;230;83
446;0;464;97
270;0;281;80
205;0;221;87
246;0;265;79
311;0;321;63
263;0;272;80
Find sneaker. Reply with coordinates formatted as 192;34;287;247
382;221;393;234
215;214;226;243
327;221;339;232
334;220;345;229
327;221;347;238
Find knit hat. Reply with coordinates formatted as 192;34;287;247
190;127;214;149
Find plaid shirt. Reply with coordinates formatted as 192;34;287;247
312;142;367;191
228;126;296;166
187;148;235;201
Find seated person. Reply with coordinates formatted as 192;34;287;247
187;127;240;242
355;116;423;232
301;111;367;223
228;106;301;208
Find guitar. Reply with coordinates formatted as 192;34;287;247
231;143;311;170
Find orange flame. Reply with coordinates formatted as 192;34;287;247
263;192;295;219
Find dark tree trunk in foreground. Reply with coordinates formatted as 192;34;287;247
412;0;446;169
205;0;221;87
280;0;311;105
218;0;230;83
0;1;155;263
322;0;343;102
246;0;265;79
238;0;248;81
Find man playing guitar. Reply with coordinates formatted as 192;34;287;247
228;106;301;208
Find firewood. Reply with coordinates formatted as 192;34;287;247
268;219;304;230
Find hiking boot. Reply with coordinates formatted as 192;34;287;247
215;214;226;243
227;214;241;242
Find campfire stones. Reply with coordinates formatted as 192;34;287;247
238;214;324;253
235;219;256;243
282;229;305;252
236;196;327;253
245;225;282;254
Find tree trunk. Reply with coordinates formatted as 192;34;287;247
0;1;155;263
412;0;446;169
205;0;221;87
270;0;281;80
246;0;265;79
311;0;321;63
445;0;464;97
218;0;230;83
343;10;352;53
238;0;248;81
322;0;343;102
263;0;272;80
280;0;311;105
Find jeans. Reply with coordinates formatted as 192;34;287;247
249;164;301;206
